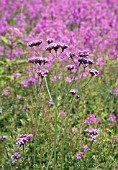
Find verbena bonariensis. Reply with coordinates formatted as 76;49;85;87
27;38;99;169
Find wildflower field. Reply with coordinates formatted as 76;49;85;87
0;0;118;169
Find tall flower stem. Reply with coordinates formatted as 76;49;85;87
54;51;59;170
33;65;39;170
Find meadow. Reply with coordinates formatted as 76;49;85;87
0;0;118;169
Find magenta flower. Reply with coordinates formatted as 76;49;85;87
82;145;88;152
59;110;65;117
108;113;116;122
114;86;118;98
17;95;22;99
16;134;33;146
76;152;83;159
21;79;28;87
13;73;20;79
48;99;53;106
66;77;72;83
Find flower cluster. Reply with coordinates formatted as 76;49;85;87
27;39;43;47
84;128;99;142
16;134;33;146
46;42;68;52
28;57;48;65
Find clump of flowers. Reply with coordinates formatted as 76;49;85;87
16;134;33;146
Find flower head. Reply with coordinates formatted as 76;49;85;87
89;69;99;76
27;39;42;47
109;113;116;122
84;128;99;135
16;134;33;146
82;145;88;152
0;136;7;141
70;89;77;95
76;152;83;159
11;152;20;163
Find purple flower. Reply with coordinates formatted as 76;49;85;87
82;145;88;152
108;113;116;122
11;152;20;163
89;135;97;142
17;95;22;99
76;94;80;99
66;77;72;83
78;50;89;57
46;42;61;52
28;77;35;84
27;39;42;47
28;57;48;65
70;89;77;95
48;99;53;106
67;52;76;59
84;128;99;135
59;110;65;117
21;79;28;87
114;86;118;98
60;43;69;52
46;38;54;44
13;73;20;79
37;70;49;78
16;134;33;146
89;69;99;76
0;136;7;141
76;152;83;159
66;64;75;70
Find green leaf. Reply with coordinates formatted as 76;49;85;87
0;36;9;44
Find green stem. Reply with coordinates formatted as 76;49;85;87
54;51;58;170
33;65;39;170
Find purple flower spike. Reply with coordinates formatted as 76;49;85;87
27;39;42;47
89;69;99;76
70;89;77;95
16;134;33;146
